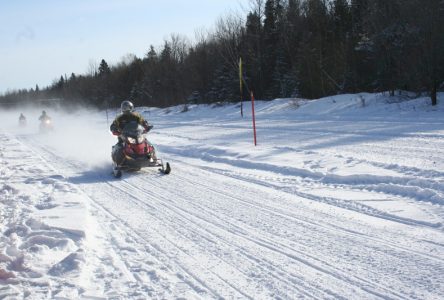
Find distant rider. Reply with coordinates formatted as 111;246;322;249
39;110;50;122
110;100;151;146
19;113;26;126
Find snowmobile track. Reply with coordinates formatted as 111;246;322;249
16;131;444;299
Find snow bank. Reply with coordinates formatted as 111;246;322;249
0;131;92;298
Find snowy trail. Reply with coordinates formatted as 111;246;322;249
2;94;444;299
17;118;444;299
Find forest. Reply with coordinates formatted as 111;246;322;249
1;0;443;108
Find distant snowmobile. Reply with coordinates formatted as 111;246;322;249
19;113;27;127
111;121;171;178
39;116;53;133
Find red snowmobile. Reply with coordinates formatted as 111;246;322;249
111;121;171;178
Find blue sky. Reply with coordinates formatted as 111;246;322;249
0;0;248;94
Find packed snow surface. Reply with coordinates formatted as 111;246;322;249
1;93;444;299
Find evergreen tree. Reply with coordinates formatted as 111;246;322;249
262;0;280;97
329;0;352;92
98;59;111;76
298;0;331;98
243;11;263;97
2;0;442;107
350;0;375;92
415;0;444;105
145;45;158;63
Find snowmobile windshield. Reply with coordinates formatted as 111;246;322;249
122;122;145;139
126;136;145;144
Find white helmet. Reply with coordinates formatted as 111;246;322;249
121;100;134;113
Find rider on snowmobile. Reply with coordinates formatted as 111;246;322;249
110;100;169;176
39;110;50;122
19;113;26;126
110;100;151;147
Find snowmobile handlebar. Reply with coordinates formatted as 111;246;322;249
112;124;153;136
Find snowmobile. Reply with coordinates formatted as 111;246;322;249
39;116;53;133
111;121;171;178
19;117;27;127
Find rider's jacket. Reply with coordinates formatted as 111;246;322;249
39;114;50;121
110;112;149;134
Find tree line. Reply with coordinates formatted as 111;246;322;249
1;0;443;109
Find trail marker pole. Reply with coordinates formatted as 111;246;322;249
105;100;110;128
239;58;244;117
251;91;257;146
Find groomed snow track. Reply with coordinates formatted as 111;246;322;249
2;95;444;299
13;119;444;299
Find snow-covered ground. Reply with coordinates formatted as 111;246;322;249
1;93;444;299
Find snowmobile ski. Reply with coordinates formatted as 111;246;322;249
159;162;171;175
113;164;122;178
